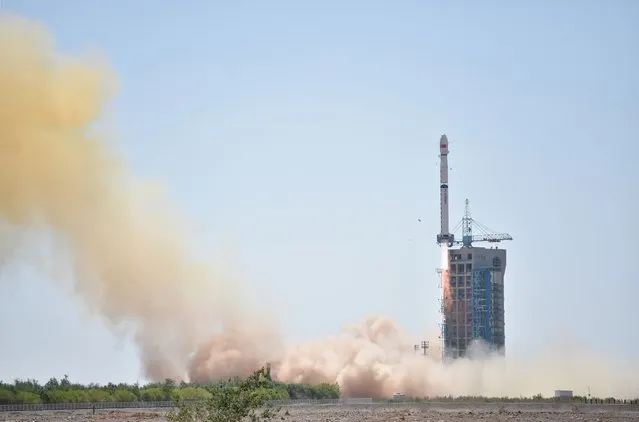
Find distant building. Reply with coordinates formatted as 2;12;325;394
392;393;407;402
554;390;573;399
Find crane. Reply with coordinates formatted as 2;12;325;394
450;199;513;248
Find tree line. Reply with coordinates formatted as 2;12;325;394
0;373;340;405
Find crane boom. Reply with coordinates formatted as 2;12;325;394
470;233;513;243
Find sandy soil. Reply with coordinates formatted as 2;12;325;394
1;405;638;422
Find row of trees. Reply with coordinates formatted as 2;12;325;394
0;373;340;405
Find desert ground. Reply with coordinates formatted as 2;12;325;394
1;405;638;422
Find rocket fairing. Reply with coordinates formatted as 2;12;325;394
436;134;454;246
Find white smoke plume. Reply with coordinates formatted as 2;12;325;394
0;13;637;400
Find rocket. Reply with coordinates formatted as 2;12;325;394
436;134;454;246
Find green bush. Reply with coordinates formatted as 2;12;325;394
112;388;138;402
285;382;340;399
0;388;15;405
168;366;286;422
14;391;40;404
140;387;165;401
86;389;113;402
172;387;212;401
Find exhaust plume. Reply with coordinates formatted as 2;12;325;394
1;13;637;400
0;12;274;381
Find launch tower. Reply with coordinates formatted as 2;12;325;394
435;135;512;360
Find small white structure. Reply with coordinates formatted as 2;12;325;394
392;393;406;402
554;390;573;399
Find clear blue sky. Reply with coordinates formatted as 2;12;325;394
1;0;637;384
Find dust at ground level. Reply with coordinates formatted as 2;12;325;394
1;405;639;422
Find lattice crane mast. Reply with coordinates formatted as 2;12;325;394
451;199;513;248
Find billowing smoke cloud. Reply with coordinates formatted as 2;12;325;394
0;12;275;381
272;316;440;398
1;13;637;400
270;318;637;399
191;313;638;399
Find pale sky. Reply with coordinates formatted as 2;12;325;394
1;0;637;385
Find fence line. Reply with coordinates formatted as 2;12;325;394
0;400;342;412
0;401;173;412
1;399;638;413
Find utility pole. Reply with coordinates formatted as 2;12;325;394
413;341;430;356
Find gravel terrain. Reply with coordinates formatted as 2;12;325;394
1;405;638;422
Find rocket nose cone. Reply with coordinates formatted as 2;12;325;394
440;134;449;151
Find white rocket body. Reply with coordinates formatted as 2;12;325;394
437;135;453;246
